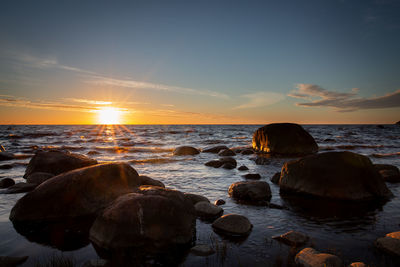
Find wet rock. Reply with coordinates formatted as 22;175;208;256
26;172;54;185
10;163;161;222
242;173;261;180
212;214;252;237
0;152;15;161
280;151;392;200
222;163;236;170
295;247;342;267
228;181;271;203
272;231;309;247
205;160;223;168
173;146;200;156
0;178;15;188
24;150;97;178
238;165;249;171
89;187;196;252
5;182;37;194
254;156;271;165
139;175;165;188
252;123;318;155
375;231;400;257
270;172;281;184
184;193;210;205
194;201;223;219
220;157;237;169
190;244;215;256
0;164;13;169
218;149;236;157
241;149;254;155
348;262;367;267
214;199;225;205
374;164;400;183
202;145;229;153
87;150;100;155
0;256;28;266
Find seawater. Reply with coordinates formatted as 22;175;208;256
0;124;399;266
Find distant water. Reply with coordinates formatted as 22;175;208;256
0;124;399;266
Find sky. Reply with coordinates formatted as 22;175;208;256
0;0;399;124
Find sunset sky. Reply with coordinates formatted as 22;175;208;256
1;0;399;124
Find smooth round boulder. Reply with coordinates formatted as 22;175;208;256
218;149;236;157
238;165;249;171
280;152;393;200
272;231;309;247
0;177;15;188
242;173;261;180
26;172;54;185
190;244;215;256
10;163;162;222
194;201;223;219
295;247;342;267
139;175;165;188
202;145;229;153
24;151;97;178
228;181;271;203
173;146;200;156
374;164;400;183
220;157;237;169
212;214;252;237
89;187;196;252
252;123;318;155
184;193;210;205
375;231;400;257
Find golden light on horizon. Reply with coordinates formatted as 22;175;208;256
97;107;122;125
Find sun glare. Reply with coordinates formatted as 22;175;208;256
97;107;122;125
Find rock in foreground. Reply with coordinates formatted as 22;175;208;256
212;214;252;237
375;231;400;257
280;151;392;200
252;123;318;155
229;181;271;203
295;247;342;267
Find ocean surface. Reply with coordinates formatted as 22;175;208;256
0;124;399;266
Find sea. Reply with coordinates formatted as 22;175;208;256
0;124;399;266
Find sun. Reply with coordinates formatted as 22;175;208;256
97;107;122;124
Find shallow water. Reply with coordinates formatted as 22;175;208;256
0;124;399;266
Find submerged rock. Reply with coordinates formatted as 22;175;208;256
375;231;400;257
280;151;392;200
374;164;400;183
5;182;37;194
212;214;252;237
238;165;249;171
218;149;236;157
272;230;309;247
24;150;97;178
194;201;223;219
252;123;318;155
184;193;210;205
26;172;54;185
190;244;215;256
295;247;342;267
228;181;271;203
202;145;229;153
242;173;261;180
270;172;281;184
173;146;200;156
0;178;15;188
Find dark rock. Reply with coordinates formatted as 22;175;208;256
280;151;392;200
270;172;281;184
241;149;254;155
349;262;367;267
242;173;261;180
89;187;196;252
139;175;165;188
0;164;13;169
295;247;342;267
0;152;15;161
374;164;400;183
10;163;160;222
194;201;223;219
252;123;318;155
324;138;335;142
377;125;385;129
26;172;54;185
272;231;309;247
218;149;236;157
238;165;249;171
205;160;223;168
375;231;400;257
5;182;37;194
24;151;97;178
396;121;400;125
214;199;225;205
228;181;271;203
190;244;215;256
212;214;252;237
173;146;200;156
87;150;100;155
202;145;229;153
0;256;28;266
219;157;237;168
184;193;210;205
254;156;271;165
222;163;236;170
0;178;15;188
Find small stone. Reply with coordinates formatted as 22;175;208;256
270;172;281;184
242;173;261;180
219;157;237;168
222;163;236;169
194;201;223;219
190;244;215;256
173;146;200;156
272;231;309;247
212;214;252;237
238;165;249;171
185;193;210;205
87;151;100;155
202;145;229;153
218;149;236;157
295;247;342;267
0;178;15;188
205;160;223;168
229;181;271;203
375;231;400;257
214;199;225;206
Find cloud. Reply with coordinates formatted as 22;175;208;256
288;83;400;112
234;92;285;109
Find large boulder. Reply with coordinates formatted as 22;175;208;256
295;247;342;267
212;214;252;237
173;146;200;156
10;163;162;222
375;231;400;257
24;151;97;178
280;151;393;200
89;186;196;252
228;181;271;203
252;123;318;155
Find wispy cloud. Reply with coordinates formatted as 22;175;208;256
288;83;400;112
234;92;285;109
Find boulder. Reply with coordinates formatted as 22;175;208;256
173;146;200;156
242;173;261;180
238;165;249;171
26;172;54;185
5;182;37;194
194;201;223;219
375;231;400;257
229;181;271;203
270;172;281;184
220;157;237;169
272;231;309;247
218;149;236;157
374;164;400;183
202;145;229;153
212;214;252;237
0;178;15;188
252;123;318;155
24;151;97;178
190;244;215;256
89;187;196;251
205;160;223;168
139;175;165;188
184;193;210;205
295;248;342;267
0;152;14;161
280;152;392;200
222;163;236;170
10;163;162;222
214;199;225;206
